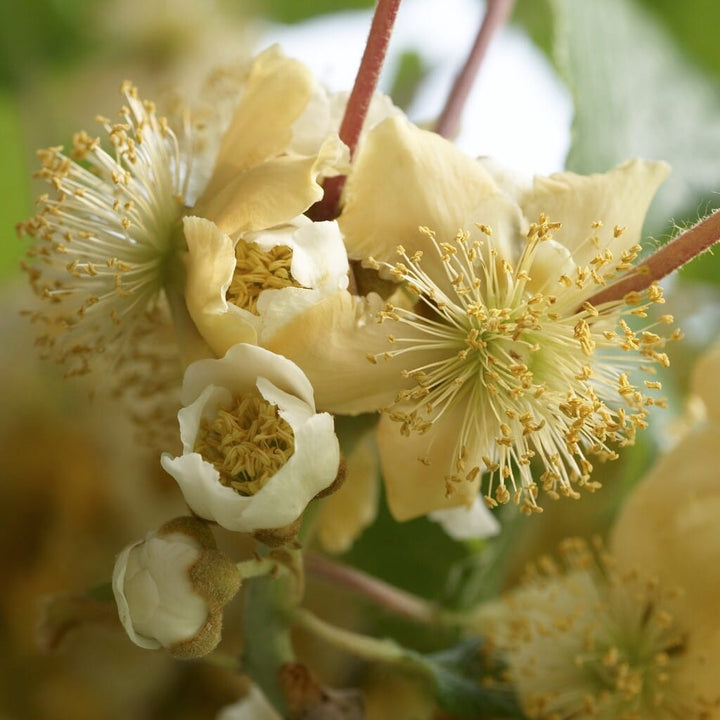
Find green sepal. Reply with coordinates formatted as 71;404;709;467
405;638;524;718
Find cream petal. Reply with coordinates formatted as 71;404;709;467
184;216;258;357
199;138;345;236
264;290;403;415
237;411;339;531
377;407;481;521
316;430;380;554
339;116;500;265
112;542;162;650
200;45;316;200
182;342;316;409
178;385;233;452
519;159;670;267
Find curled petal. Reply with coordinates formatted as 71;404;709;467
519;159;670;267
340;116;500;266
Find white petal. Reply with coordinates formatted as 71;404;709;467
429;496;500;540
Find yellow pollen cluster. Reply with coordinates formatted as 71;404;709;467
16;82;189;379
195;392;295;496
368;215;676;513
493;538;711;720
226;241;301;314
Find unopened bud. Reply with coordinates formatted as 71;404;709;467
112;516;241;658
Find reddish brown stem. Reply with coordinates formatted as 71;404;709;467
309;0;402;221
305;552;436;624
587;209;720;306
435;0;516;139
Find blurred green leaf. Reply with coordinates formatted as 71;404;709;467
637;0;720;81
552;0;720;239
388;50;429;112
243;573;296;714
344;491;473;602
407;639;522;718
255;0;375;24
513;0;553;56
0;93;30;280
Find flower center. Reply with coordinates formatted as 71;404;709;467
226;241;301;314
368;216;675;512
195;392;295;495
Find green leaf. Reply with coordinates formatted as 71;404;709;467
406;639;523;718
552;0;720;237
387;50;430;112
242;573;296;715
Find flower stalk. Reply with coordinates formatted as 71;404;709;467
292;608;408;664
435;0;516;139
305;552;436;623
586;208;720;306
310;0;403;220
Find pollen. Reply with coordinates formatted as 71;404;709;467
226;241;301;314
18;81;193;380
371;214;673;512
194;391;295;496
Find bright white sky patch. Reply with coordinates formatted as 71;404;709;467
260;0;572;176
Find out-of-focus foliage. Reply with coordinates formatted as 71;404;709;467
256;0;375;23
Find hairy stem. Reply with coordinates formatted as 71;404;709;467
292;608;408;664
305;552;436;624
310;0;402;221
435;0;516;139
587;209;720;306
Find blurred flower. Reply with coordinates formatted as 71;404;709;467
113;516;241;658
161;343;340;533
610;341;720;709
216;685;280;720
474;537;713;719
184;215;349;357
272;116;673;522
18;45;344;382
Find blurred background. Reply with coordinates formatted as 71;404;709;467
2;0;720;717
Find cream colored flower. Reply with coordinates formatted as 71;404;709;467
183;215;349;356
217;686;280;720
610;342;720;710
18;45;343;380
271;116;674;521
112;516;241;658
161;343;340;533
474;538;714;719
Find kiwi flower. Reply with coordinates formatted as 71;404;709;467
473;538;714;719
18;45;344;380
160;343;340;533
270;116;675;522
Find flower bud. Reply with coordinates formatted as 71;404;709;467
112;517;241;658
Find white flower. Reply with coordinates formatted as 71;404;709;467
161;343;340;533
216;686;280;720
18;45;343;379
183;214;349;357
112;517;240;658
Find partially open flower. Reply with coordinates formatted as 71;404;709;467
112;516;241;658
161;343;340;533
183;215;349;356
